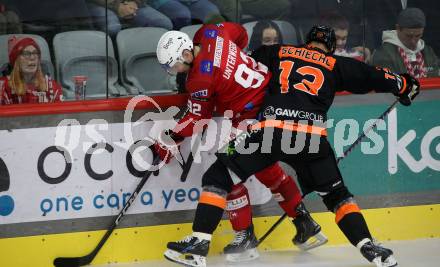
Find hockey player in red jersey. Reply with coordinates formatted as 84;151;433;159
163;25;420;267
155;22;327;265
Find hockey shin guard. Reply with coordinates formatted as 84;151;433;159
193;187;227;234
226;183;252;231
335;202;373;246
255;163;302;218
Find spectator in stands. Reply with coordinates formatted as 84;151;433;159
241;0;291;21
210;0;291;23
207;0;238;22
86;0;173;36
149;0;224;30
248;20;283;52
289;0;403;49
406;0;440;55
320;12;371;62
6;0;93;34
0;36;63;104
0;2;22;34
372;8;439;78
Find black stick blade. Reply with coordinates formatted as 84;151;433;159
180;152;193;182
53;256;91;267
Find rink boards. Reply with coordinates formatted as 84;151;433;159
0;204;439;266
1;90;440;267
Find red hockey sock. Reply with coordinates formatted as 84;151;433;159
226;183;252;231
275;175;302;218
255;163;302;218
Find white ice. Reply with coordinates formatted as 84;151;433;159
100;238;440;267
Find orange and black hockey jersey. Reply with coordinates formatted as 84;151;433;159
251;44;405;124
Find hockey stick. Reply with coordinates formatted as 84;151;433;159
180;149;193;182
257;99;399;246
257;213;288;245
54;154;161;267
336;99;399;163
180;129;205;182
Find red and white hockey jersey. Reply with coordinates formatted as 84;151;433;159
175;22;271;137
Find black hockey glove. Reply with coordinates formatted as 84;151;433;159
397;73;420;106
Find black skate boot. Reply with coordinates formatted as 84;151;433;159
359;239;398;267
223;224;259;262
292;202;328;250
164;235;210;267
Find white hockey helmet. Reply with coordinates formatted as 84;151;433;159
156;31;193;75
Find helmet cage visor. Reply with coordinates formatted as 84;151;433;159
160;56;184;75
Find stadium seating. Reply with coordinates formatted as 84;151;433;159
53;31;127;99
180;24;203;39
116;27;176;94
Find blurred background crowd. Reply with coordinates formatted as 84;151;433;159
0;0;438;104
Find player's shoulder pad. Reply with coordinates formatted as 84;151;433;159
194;24;223;44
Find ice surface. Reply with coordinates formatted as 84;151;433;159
99;238;440;267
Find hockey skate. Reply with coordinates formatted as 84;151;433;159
292;202;328;250
359;239;398;267
223;224;259;263
164;235;210;267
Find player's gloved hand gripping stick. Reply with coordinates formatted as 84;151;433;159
154;128;206;182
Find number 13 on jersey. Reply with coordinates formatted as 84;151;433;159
279;60;324;95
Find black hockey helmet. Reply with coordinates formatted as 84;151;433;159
306;25;336;54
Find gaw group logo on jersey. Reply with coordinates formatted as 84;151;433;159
0;157;14;216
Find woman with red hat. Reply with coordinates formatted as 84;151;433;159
0;36;63;105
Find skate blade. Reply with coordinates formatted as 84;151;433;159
225;248;259;263
372;255;398;267
164;249;207;267
296;231;328;251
